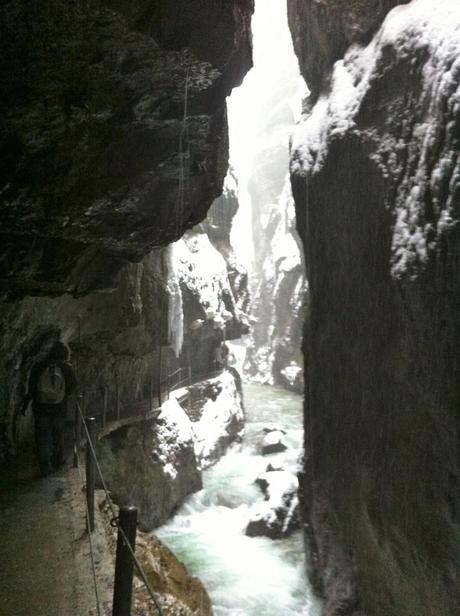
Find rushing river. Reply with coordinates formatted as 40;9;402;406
157;383;321;616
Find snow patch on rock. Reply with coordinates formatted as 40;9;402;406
191;371;245;469
246;469;299;539
291;0;460;280
156;397;196;479
171;230;239;330
261;430;288;455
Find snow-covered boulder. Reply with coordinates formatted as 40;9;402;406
265;462;284;473
262;423;287;435
97;396;201;531
261;430;288;455
187;370;245;470
279;361;303;392
245;470;299;539
97;370;245;529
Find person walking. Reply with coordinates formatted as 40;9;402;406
22;340;77;476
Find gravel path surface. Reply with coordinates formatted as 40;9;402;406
0;460;114;616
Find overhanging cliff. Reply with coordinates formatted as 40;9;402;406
0;0;254;299
0;0;254;463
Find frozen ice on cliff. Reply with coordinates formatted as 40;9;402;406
167;243;184;358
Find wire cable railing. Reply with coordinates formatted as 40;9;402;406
76;399;164;616
73;364;227;614
74;432;103;616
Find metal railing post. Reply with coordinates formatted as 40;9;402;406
86;417;97;533
112;506;138;616
116;377;120;421
149;377;154;410
103;387;108;428
73;398;80;467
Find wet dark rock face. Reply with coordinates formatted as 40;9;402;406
0;0;254;463
0;251;170;461
287;0;409;99
289;1;459;615
0;0;253;298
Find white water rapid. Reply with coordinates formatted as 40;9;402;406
157;383;321;616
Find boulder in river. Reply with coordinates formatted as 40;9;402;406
262;423;287;435
261;430;288;455
246;470;299;539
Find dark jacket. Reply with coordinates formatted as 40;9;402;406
25;360;77;414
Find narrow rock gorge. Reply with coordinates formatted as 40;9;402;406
229;0;308;392
1;1;459;615
289;1;459;614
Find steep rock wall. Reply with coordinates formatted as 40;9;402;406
0;1;254;463
288;0;409;98
0;251;169;460
0;225;250;464
0;0;253;298
289;1;459;614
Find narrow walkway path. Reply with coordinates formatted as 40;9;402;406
0;458;113;616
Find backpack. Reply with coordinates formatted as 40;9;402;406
36;363;66;404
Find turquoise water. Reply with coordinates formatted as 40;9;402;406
157;383;321;616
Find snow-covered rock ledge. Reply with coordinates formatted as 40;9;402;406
96;370;244;530
186;369;245;470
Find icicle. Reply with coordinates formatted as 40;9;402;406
167;243;184;358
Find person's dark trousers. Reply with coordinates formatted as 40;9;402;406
34;410;66;476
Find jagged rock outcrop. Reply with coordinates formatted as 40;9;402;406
187;369;245;469
96;370;245;530
289;1;460;614
97;396;201;531
0;0;253;299
204;170;251;329
246;469;299;539
169;223;248;379
287;0;409;99
135;532;213;615
172;171;250;379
